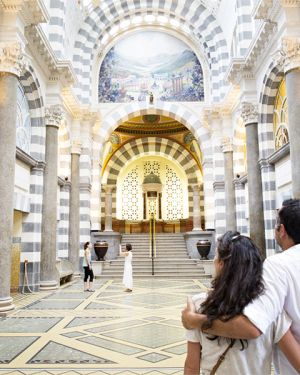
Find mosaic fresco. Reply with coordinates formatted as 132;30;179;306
98;31;204;103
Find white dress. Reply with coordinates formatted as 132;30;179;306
122;251;133;289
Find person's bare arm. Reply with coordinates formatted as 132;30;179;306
182;297;261;339
119;245;126;256
278;329;300;373
184;341;201;375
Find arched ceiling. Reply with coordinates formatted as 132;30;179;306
102;137;202;185
73;0;229;104
101;114;203;176
117;115;187;135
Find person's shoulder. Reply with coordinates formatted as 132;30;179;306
265;246;300;265
192;292;207;303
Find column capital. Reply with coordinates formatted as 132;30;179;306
280;37;300;73
221;137;233;153
71;140;82;154
32;161;46;172
61;180;71;191
0;41;27;77
103;184;114;194
45;105;64;128
240;102;258;125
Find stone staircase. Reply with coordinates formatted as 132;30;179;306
100;233;211;279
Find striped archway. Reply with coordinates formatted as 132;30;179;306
258;59;285;256
101;136;203;221
71;0;229;103
98;101;212;159
90;101;212;229
18;66;46;290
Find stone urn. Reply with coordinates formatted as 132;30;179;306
94;241;108;261
196;239;211;260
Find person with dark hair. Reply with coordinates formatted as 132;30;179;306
184;231;294;374
119;243;133;292
82;241;94;292
182;199;300;374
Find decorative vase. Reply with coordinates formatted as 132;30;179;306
94;241;108;261
196;239;211;260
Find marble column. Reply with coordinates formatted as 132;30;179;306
0;73;17;313
104;185;113;231
222;138;236;231
241;102;265;256
282;38;300;198
192;185;202;231
40;106;63;290
0;41;26;313
69;143;81;273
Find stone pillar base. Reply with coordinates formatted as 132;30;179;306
0;297;15;315
40;280;58;290
91;261;104;277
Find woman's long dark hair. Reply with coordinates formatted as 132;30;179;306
200;231;264;331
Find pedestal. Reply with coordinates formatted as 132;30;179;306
91;261;104;277
184;230;215;259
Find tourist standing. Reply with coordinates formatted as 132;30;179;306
182;200;300;373
119;243;133;292
183;231;300;375
83;242;95;292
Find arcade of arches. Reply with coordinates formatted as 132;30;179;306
0;0;300;373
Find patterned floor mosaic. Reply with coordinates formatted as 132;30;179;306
0;278;210;374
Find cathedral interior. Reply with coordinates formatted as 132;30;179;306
0;0;300;373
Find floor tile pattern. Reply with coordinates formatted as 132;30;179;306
0;278;207;374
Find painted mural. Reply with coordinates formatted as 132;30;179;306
98;31;204;103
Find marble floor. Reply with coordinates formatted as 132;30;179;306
0;278;211;375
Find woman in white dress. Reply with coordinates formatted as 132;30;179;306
119;243;133;292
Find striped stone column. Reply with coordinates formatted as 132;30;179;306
282;38;300;198
40;105;63;290
241;102;265;257
104;185;114;231
69;142;81;273
192;185;202;231
0;41;26;313
222;138;236;231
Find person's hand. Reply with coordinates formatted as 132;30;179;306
181;296;203;330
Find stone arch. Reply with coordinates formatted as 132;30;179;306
101;137;203;220
19;66;45;161
72;0;229;103
258;61;284;159
17;66;46;290
102;137;202;186
258;60;285;255
98;101;211;162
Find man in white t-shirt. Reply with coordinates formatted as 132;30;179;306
182;199;300;374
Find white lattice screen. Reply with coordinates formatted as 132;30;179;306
118;157;188;220
165;165;184;220
121;166;140;220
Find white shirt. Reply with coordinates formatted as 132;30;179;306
186;293;291;375
244;244;300;375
